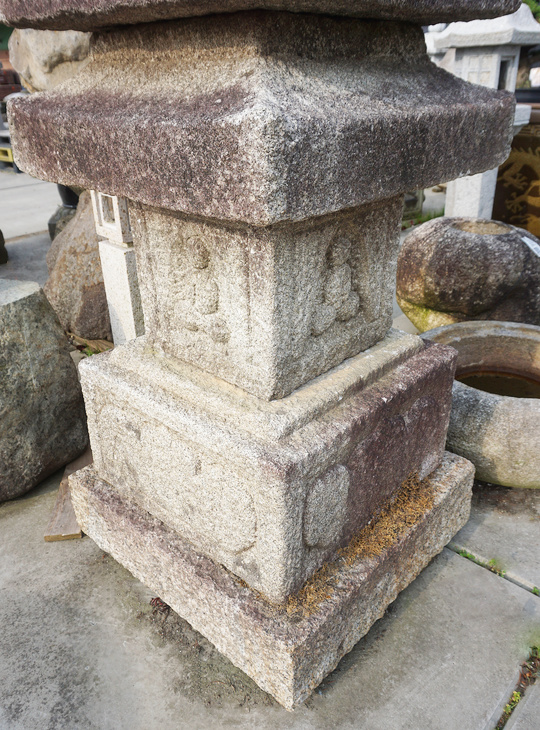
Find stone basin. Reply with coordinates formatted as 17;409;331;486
421;321;540;488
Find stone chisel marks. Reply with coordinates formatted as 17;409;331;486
0;0;521;31
8;14;515;226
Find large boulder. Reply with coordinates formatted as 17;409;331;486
396;217;540;331
8;28;90;92
44;190;112;340
0;279;88;501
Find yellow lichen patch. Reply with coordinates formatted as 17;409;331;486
286;472;437;617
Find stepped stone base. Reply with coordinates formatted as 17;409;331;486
79;330;457;602
69;451;474;710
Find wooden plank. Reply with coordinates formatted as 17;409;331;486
66;331;114;354
44;447;93;542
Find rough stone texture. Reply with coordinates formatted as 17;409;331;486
0;229;7;265
0;279;88;501
80;331;456;602
98;240;144;345
421;321;540;489
133;198;402;399
69;451;474;710
8;13;515;226
8;28;90;92
44;190;112;340
48;203;77;240
0;0;520;31
396;218;540;332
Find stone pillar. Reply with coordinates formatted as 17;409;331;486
426;2;540;218
90;191;144;345
3;0;517;710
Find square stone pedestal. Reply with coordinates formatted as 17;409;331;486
78;330;457;602
69;451;474;710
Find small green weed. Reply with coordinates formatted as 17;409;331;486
402;209;444;231
496;647;540;728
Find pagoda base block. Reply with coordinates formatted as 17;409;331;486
69;452;473;710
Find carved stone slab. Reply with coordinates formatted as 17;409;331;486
132;199;403;399
8;13;515;225
79;332;457;602
69;451;474;709
0;0;520;31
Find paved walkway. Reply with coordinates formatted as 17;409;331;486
0;168;59;240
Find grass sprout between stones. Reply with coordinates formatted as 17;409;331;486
496;647;540;729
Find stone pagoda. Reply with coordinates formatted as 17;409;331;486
2;0;518;710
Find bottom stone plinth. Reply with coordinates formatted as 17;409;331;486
69;452;474;710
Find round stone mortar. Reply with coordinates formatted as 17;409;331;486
397;217;540;330
421;321;540;488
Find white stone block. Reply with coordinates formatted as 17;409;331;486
444;168;499;219
91;190;132;244
98;239;144;344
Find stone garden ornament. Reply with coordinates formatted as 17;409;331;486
2;0;518;710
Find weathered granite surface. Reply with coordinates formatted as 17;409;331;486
422;321;540;489
0;279;88;501
0;0;520;31
8;29;90;92
133;198;402;399
8;13;515;225
44;191;112;340
80;331;456;602
69;451;474;710
397;218;540;331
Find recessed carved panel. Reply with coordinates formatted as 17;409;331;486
303;464;350;548
131;196;403;399
312;235;360;336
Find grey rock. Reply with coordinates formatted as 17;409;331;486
8;13;515;225
80;331;456;602
133;198;403;399
8;28;90;92
69;451;474;710
397;218;540;331
0;0;520;31
44;190;112;341
0;279;88;501
47;204;77;240
421;321;540;488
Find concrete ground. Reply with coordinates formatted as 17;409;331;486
1;476;538;730
1;179;539;729
0;168;59;240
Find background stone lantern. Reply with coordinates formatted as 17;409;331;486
426;2;540;218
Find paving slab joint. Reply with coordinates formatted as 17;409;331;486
448;541;540;598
